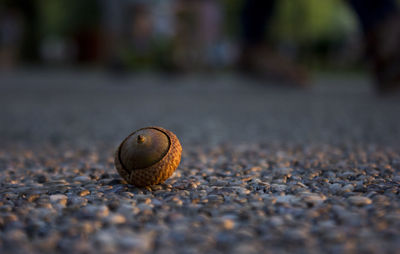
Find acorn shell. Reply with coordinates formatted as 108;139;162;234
115;126;182;187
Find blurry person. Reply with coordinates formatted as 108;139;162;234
238;1;309;87
238;0;400;93
0;7;23;69
100;0;126;72
168;0;231;71
173;0;224;71
101;0;177;72
349;0;400;93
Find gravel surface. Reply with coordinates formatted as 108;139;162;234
0;71;400;254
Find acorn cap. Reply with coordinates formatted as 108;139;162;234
115;126;182;187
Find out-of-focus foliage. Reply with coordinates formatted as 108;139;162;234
221;0;243;38
269;0;361;69
272;0;358;43
221;0;358;43
39;0;100;36
39;0;69;36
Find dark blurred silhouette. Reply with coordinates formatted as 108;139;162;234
238;0;400;92
350;0;400;93
0;2;25;68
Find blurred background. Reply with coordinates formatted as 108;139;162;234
1;0;400;148
0;0;364;72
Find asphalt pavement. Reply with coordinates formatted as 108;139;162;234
0;70;399;253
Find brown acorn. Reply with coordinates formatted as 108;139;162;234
114;126;182;187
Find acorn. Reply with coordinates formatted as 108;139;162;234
114;126;182;187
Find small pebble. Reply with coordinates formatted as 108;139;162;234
78;190;91;197
108;214;126;224
348;196;372;206
73;176;91;182
50;194;68;206
222;219;235;230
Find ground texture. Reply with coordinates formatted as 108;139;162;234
0;71;399;254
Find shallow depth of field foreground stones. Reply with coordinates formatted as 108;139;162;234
0;72;400;254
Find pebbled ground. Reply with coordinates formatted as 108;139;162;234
0;70;399;254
